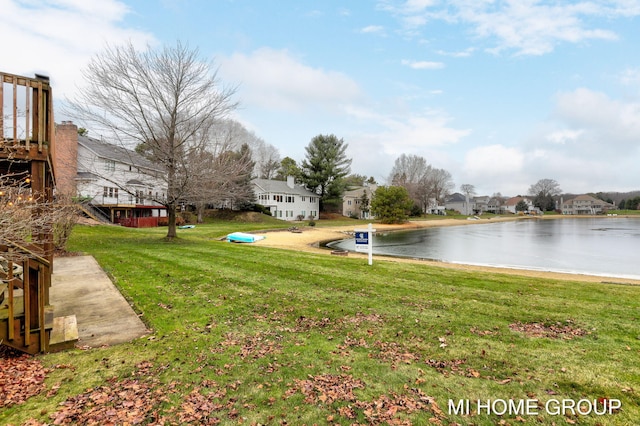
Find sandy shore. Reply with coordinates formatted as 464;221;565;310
252;216;640;285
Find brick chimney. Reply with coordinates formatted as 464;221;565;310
54;121;79;196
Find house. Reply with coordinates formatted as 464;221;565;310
252;176;319;221
487;197;506;214
445;193;468;214
561;195;615;215
342;183;377;219
55;121;167;227
445;193;491;215
473;196;491;214
504;196;534;214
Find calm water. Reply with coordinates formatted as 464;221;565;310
329;217;640;280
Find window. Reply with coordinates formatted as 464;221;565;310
104;186;118;199
104;160;116;172
286;196;294;203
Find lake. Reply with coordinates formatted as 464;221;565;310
328;217;640;280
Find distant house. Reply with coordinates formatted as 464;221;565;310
252;176;319;221
504;196;534;214
55;121;167;227
487;197;506;214
473;196;491;214
445;193;492;215
342;184;377;219
561;195;615;215
445;193;468;214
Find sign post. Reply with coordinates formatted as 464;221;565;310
354;223;375;265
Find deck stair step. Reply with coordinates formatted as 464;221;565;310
49;315;78;352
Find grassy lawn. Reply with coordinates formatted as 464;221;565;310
2;219;639;425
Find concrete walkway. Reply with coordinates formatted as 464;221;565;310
51;256;149;348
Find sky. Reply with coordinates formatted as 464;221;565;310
2;0;640;196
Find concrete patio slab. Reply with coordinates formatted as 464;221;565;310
50;256;149;348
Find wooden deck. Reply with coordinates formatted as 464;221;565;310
0;71;74;354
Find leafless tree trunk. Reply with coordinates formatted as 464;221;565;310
66;41;237;239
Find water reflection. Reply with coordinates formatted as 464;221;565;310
329;218;640;280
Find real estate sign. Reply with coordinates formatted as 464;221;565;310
354;223;375;265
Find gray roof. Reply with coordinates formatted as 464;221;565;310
446;193;466;202
252;178;317;197
76;171;98;180
78;135;162;172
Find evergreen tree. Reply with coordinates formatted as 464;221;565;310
300;134;352;211
371;186;413;224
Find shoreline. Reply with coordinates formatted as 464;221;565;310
252;215;640;286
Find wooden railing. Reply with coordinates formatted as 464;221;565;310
0;72;54;155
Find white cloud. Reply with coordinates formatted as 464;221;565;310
456;144;526;195
546;129;585;145
463;144;524;177
436;48;475;57
462;2;618;55
401;59;445;69
553;88;640;155
379;0;638;55
354;109;470;158
218;48;363;112
619;67;640;89
0;0;155;98
360;25;385;35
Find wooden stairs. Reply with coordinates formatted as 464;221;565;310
0;255;78;354
49;315;79;352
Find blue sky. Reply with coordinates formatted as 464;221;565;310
2;0;640;196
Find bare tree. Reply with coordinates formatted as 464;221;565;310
459;183;476;216
389;154;454;213
528;178;562;211
184;127;255;223
429;168;455;207
211;119;280;179
66;41;238;239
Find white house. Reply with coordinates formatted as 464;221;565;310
504;196;534;214
55;121;167;226
252;176;319;221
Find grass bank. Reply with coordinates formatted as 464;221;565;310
2;221;639;425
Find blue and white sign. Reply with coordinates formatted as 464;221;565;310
354;223;376;265
354;231;369;250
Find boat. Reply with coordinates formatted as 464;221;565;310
226;232;266;243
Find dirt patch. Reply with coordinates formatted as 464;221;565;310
509;321;589;339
